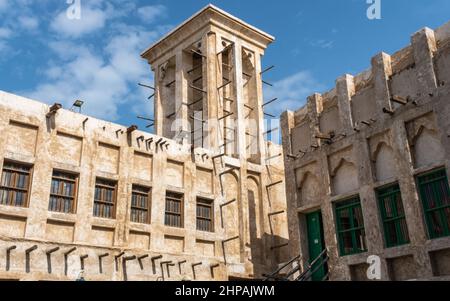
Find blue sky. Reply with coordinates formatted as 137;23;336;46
0;0;449;132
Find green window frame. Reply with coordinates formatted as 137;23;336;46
417;169;450;239
335;197;367;256
376;184;410;248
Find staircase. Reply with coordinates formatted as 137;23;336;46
263;249;329;281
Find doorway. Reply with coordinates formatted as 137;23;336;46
306;211;327;281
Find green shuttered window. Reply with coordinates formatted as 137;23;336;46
418;169;450;239
335;197;367;256
377;184;410;248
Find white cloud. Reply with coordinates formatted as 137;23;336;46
262;71;323;143
0;0;8;12
310;39;334;49
137;5;167;24
18;15;39;30
264;71;324;115
18;2;168;123
48;40;81;58
27;47;127;119
24;25;161;121
106;29;159;80
0;27;12;38
50;5;108;38
44;64;63;79
0;2;40;54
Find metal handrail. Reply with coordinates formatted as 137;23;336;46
296;249;329;281
263;248;329;282
262;255;301;281
297;255;329;281
283;265;302;280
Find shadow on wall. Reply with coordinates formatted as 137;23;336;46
246;233;291;279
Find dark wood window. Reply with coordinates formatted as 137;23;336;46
0;161;32;207
377;184;410;248
49;171;78;214
417;169;450;239
131;185;151;224
335;197;367;256
165;192;183;228
196;198;214;232
93;179;117;219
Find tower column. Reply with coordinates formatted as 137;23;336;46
174;52;189;144
371;52;393;114
306;93;322;146
154;66;164;137
254;52;266;163
233;42;246;160
203;31;220;151
336;75;355;133
412;28;438;95
232;40;251;265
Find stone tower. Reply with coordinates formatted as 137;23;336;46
141;4;274;164
141;5;289;278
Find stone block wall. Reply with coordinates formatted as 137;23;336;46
0;91;288;281
281;21;450;281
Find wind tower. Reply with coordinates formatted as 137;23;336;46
141;4;274;164
141;4;288;279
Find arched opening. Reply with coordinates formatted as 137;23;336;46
332;159;358;195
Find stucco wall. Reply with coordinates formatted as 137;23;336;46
0;90;288;281
281;21;450;281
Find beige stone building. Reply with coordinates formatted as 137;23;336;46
2;3;450;282
281;21;450;281
0;5;289;281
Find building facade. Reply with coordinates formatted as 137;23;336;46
2;4;450;282
281;21;450;281
0;5;289;281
